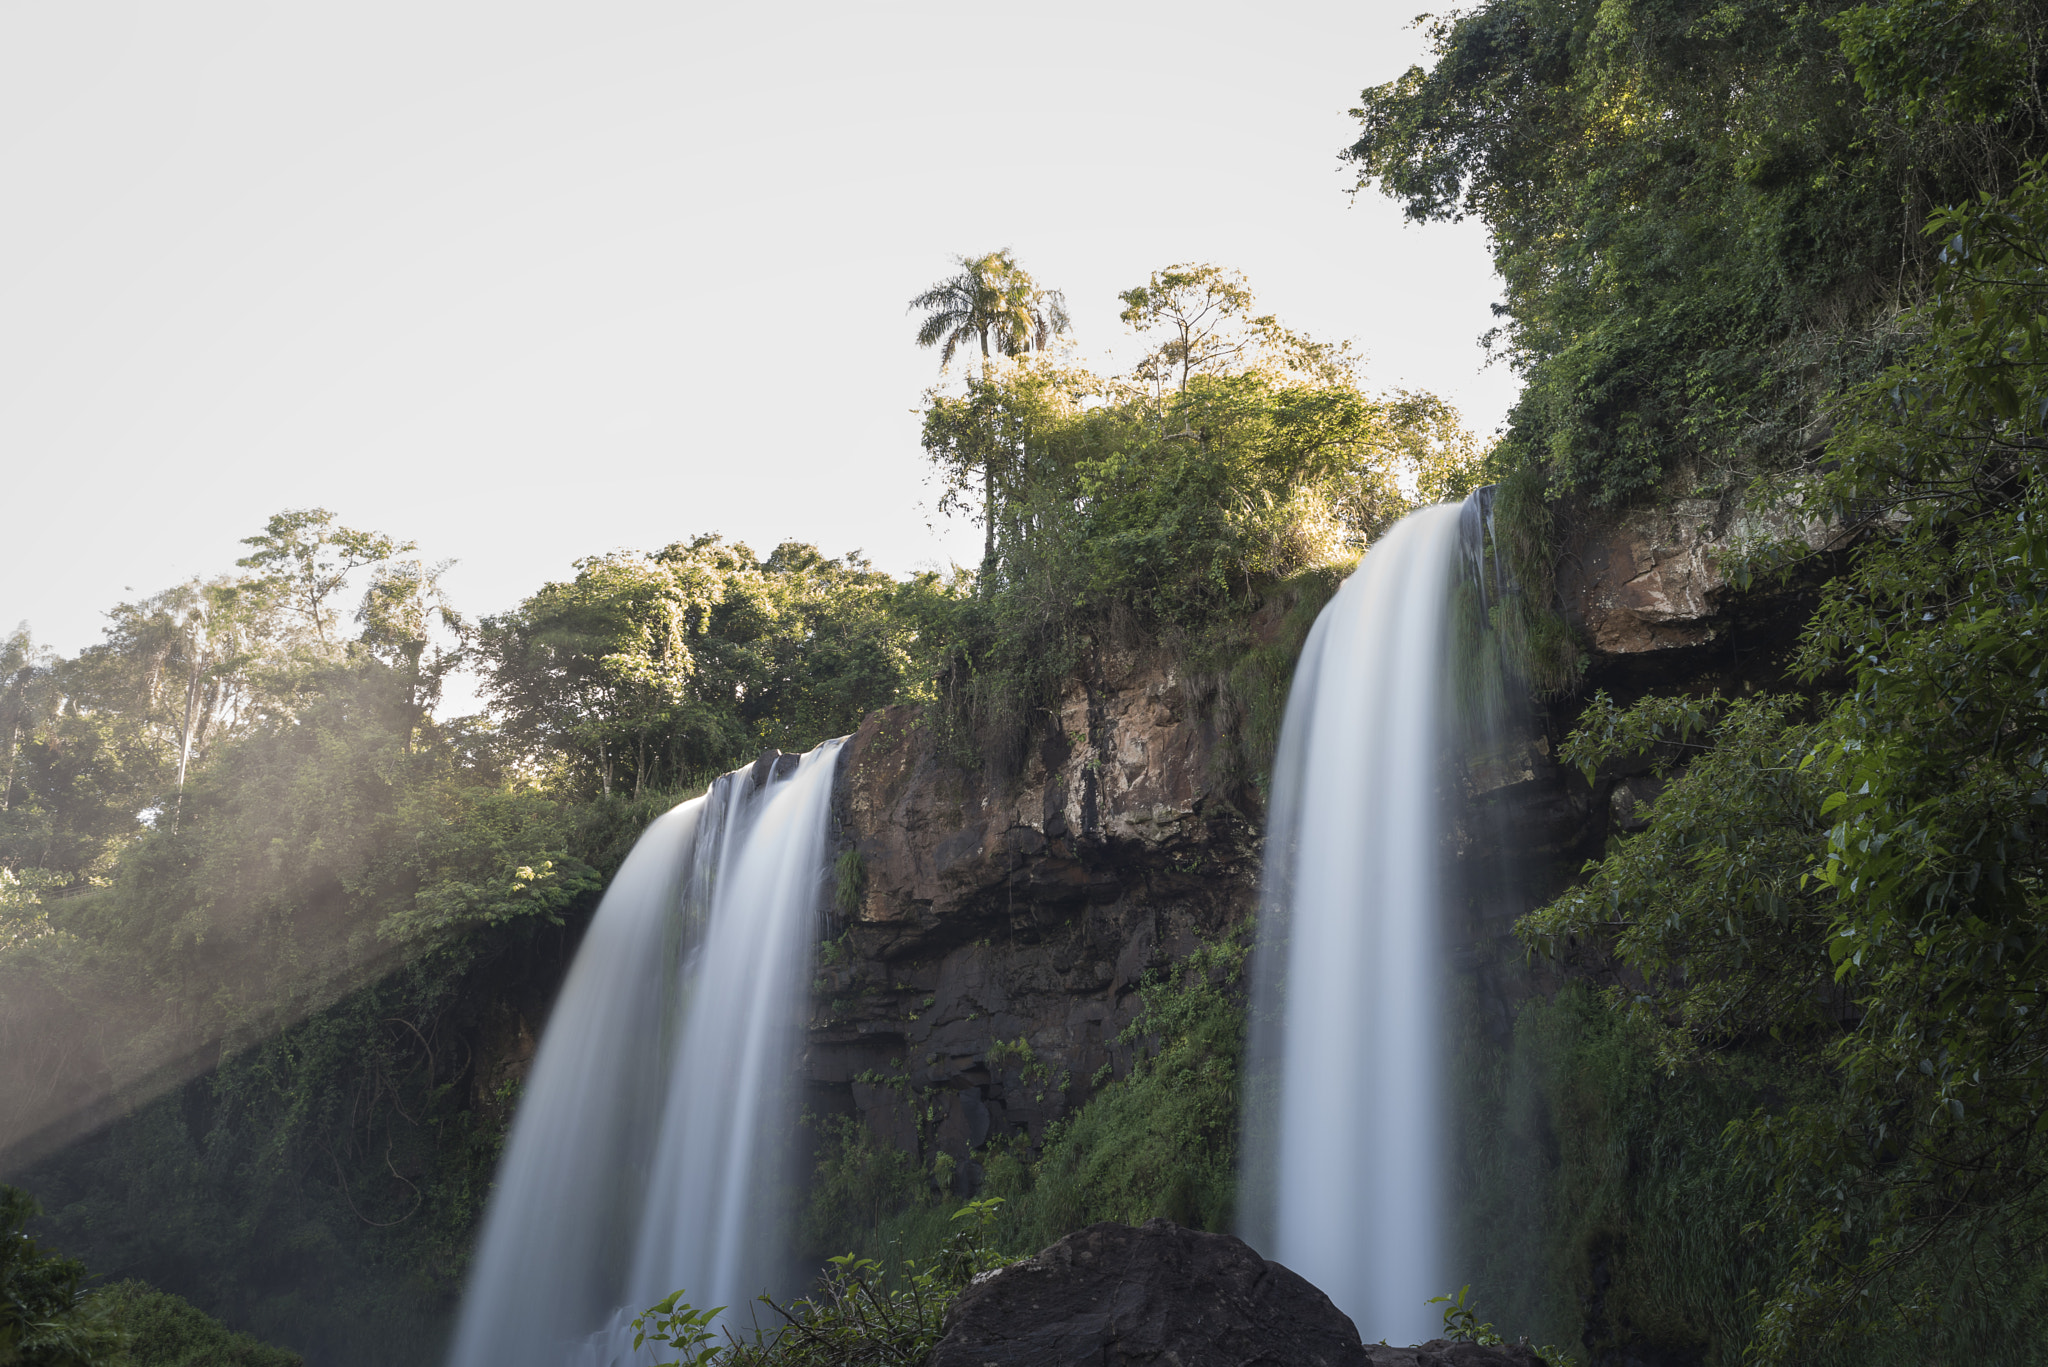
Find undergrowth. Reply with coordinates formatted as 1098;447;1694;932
802;931;1250;1271
1455;988;2048;1365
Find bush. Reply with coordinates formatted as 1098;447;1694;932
0;1186;122;1367
97;1283;301;1367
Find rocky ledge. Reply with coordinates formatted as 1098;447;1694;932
1556;485;1841;660
930;1219;1549;1367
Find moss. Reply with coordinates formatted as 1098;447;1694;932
1186;564;1348;797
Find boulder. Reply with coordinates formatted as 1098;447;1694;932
928;1218;1370;1367
1367;1342;1550;1367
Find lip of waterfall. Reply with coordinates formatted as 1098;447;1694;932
1240;502;1465;1346
445;738;847;1367
1458;482;1515;614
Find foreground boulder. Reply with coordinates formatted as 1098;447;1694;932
1367;1343;1548;1367
928;1218;1369;1367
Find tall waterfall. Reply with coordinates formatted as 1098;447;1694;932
447;739;845;1367
1240;502;1468;1345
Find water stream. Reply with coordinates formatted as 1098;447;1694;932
446;739;844;1367
1240;502;1468;1345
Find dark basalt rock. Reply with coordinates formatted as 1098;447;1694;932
927;1218;1370;1367
1367;1342;1550;1367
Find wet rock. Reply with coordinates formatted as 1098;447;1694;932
928;1218;1370;1367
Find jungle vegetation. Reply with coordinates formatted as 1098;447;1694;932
0;264;1475;1365
7;0;2048;1351
1329;0;2048;1352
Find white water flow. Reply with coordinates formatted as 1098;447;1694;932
446;739;845;1367
1241;503;1465;1345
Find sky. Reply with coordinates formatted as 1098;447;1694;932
0;1;1515;678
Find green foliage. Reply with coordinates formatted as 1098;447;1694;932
633;1291;725;1367
1428;1285;1503;1346
1455;990;1817;1363
235;508;416;647
911;270;1483;769
801;1115;925;1255
1194;565;1348;794
909;251;1069;371
832;849;867;919
0;1187;122;1367
479;537;928;798
95;1283;300;1367
910;250;1073;565
1019;934;1248;1244
730;1200;1011;1367
646;1200;1012;1367
1515;162;2048;1359
1348;0;2047;505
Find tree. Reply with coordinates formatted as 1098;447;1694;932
910;251;1073;563
0;629;52;819
0;1186;122;1366
355;557;467;736
478;553;703;798
1117;264;1261;394
909;249;1070;368
236;509;413;646
479;537;929;798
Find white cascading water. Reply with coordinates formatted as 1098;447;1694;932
1240;502;1466;1345
446;738;845;1367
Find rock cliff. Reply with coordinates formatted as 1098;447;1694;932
805;642;1260;1179
804;486;1833;1178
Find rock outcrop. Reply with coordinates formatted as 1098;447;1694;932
1367;1343;1550;1367
1556;487;1841;661
929;1218;1372;1367
806;642;1259;1175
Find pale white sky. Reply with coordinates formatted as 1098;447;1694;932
0;1;1514;669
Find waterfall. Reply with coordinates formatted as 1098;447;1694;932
1240;503;1467;1346
446;739;845;1367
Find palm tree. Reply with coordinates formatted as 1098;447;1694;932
910;249;1070;365
909;251;1071;561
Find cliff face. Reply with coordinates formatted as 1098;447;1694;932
807;490;1829;1180
806;643;1260;1180
1555;487;1839;674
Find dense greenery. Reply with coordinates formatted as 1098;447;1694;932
2;1186;121;1367
2;1185;299;1367
476;537;934;799
0;515;939;1362
909;262;1481;769
1350;0;2047;504
1520;160;2048;1358
1457;989;2048;1366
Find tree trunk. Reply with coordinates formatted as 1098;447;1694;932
1;716;17;813
984;462;997;567
171;649;204;833
980;332;997;569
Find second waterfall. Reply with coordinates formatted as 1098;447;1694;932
1240;500;1476;1345
446;740;845;1367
